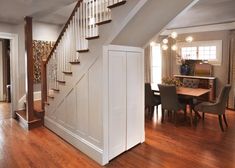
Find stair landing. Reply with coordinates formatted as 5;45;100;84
15;100;44;130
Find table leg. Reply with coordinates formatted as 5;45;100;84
189;106;193;126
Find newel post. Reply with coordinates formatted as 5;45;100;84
41;61;47;110
24;16;34;121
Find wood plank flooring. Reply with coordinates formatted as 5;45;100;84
0;103;235;168
0;102;11;120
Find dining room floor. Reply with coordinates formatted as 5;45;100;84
107;108;235;168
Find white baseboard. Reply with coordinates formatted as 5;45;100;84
17;91;41;110
44;116;104;165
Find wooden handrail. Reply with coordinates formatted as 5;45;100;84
46;0;83;64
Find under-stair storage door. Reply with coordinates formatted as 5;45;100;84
108;50;127;160
126;51;142;150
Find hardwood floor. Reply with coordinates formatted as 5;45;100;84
0;107;235;167
107;109;235;168
0;102;11;120
0;119;100;168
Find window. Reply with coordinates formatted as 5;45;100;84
177;40;222;65
151;44;162;85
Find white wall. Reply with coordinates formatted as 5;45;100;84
0;21;61;109
0;22;15;33
33;22;61;41
32;22;61;92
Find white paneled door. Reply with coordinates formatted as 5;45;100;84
107;46;144;160
126;51;142;150
108;50;127;160
0;41;3;101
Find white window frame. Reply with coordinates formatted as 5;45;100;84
151;43;162;85
177;40;222;66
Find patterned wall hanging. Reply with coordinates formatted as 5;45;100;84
33;40;55;83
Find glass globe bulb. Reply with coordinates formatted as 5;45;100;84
162;38;168;44
185;36;193;43
162;44;168;50
171;44;178;51
171;32;178;39
150;41;156;46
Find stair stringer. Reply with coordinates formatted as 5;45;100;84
44;0;143;165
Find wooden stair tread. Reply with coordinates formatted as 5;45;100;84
96;19;112;25
48;95;55;99
16;110;41;122
63;71;72;75
108;1;127;9
44;102;50;105
57;80;66;84
70;61;80;65
77;49;89;53
15;109;43;130
85;35;99;40
52;88;60;92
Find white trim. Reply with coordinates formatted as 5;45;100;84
161;22;235;36
177;40;223;65
0;32;19;117
102;45;109;165
45;116;104;165
0;41;3;101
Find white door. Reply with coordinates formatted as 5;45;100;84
108;50;127;160
126;52;142;150
0;41;3;101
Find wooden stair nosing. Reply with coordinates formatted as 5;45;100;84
57;80;66;84
108;1;127;9
85;35;99;40
15;110;43;130
44;102;50;105
69;61;80;65
63;71;73;75
47;95;55;99
52;88;60;92
95;19;112;25
77;49;89;53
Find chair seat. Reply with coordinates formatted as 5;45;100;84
194;102;219;114
153;95;161;105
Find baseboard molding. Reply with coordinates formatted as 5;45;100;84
44;116;104;165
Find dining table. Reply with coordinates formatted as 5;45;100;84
151;84;210;126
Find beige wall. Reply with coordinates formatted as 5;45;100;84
171;30;230;96
0;22;15;33
0;21;61;106
32;22;61;92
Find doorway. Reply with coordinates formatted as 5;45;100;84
0;32;19;118
0;39;11;120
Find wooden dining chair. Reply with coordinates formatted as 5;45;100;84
194;85;231;131
158;84;186;124
145;83;161;118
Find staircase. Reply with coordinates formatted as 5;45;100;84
15;0;128;130
43;0;127;107
15;0;196;165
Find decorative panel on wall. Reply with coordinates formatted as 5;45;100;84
33;40;54;83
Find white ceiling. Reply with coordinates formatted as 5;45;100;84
166;0;235;29
0;0;77;24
